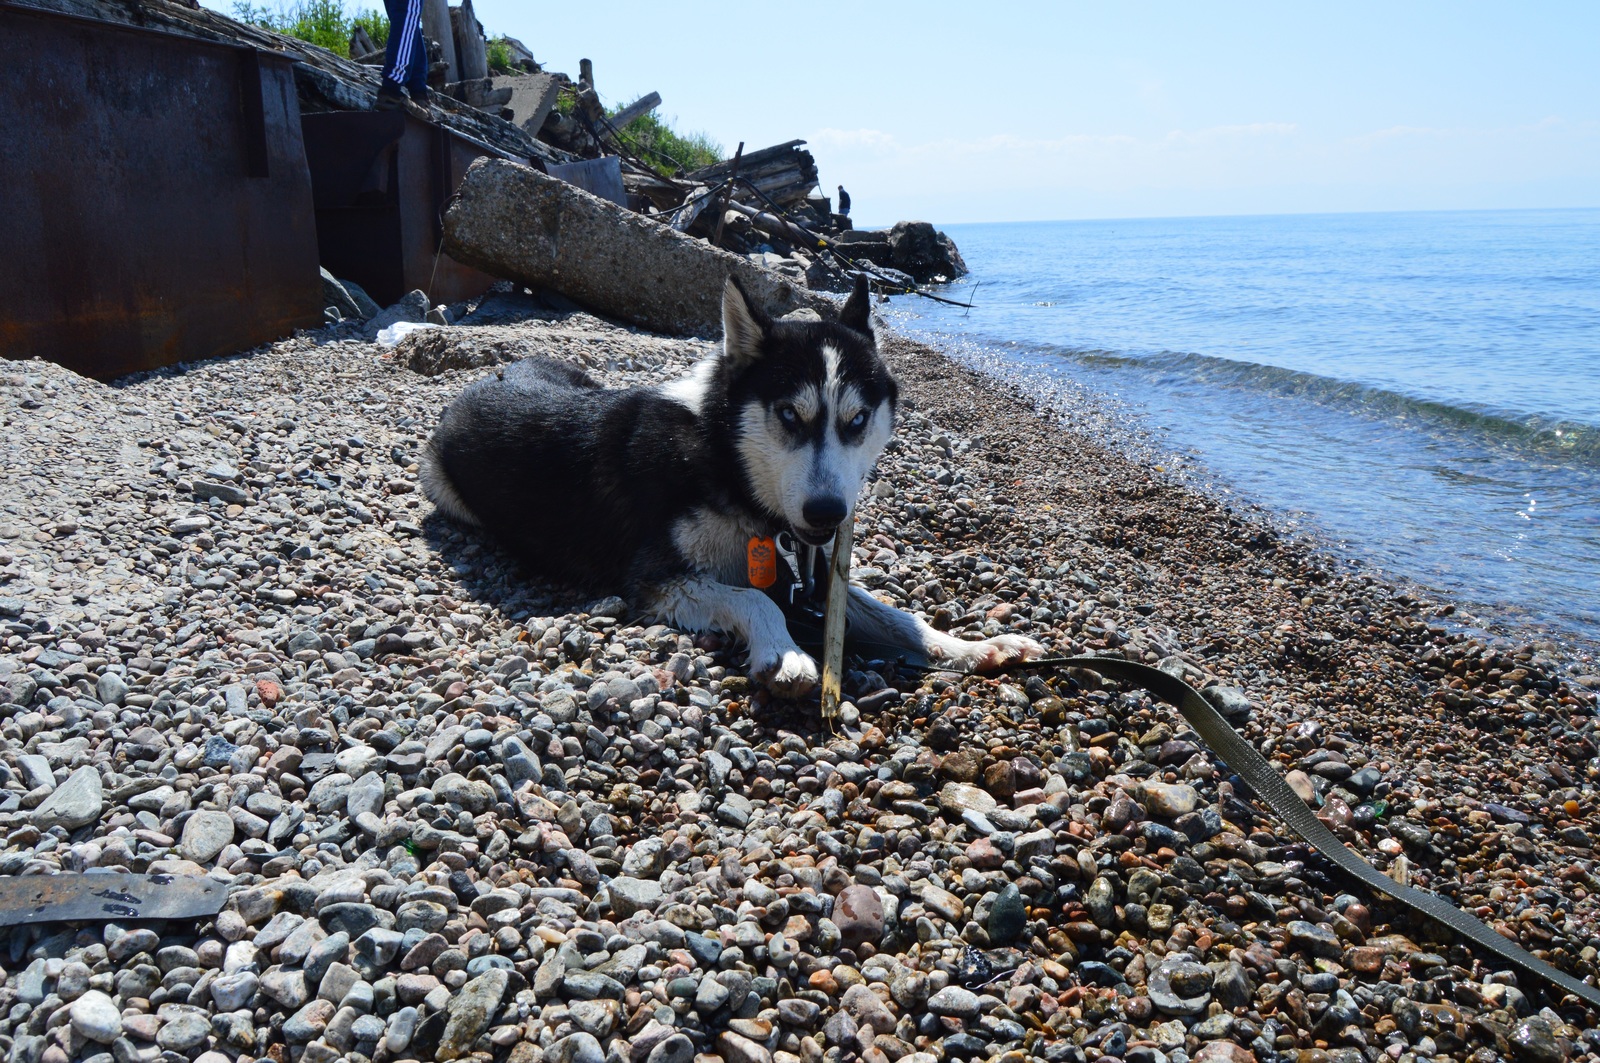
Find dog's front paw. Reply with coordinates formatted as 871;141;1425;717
953;633;1045;673
752;649;820;698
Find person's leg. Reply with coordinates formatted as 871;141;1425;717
379;0;420;91
404;1;430;103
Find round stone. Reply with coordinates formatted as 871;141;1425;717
69;990;122;1043
180;810;236;863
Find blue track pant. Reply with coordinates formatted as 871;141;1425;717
380;0;427;93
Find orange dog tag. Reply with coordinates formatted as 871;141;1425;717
747;536;777;589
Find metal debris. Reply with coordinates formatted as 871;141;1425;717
0;873;229;927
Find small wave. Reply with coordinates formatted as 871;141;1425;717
1024;344;1600;465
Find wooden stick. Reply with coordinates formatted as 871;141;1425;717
710;142;744;248
819;513;854;722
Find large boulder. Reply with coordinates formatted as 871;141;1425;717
887;221;967;283
443;158;832;336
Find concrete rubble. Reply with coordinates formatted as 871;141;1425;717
443;160;835;336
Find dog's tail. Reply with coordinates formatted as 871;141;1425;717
419;441;481;526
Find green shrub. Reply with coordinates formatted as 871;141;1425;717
351;8;388;48
612;110;722;177
487;38;515;74
233;0;388;57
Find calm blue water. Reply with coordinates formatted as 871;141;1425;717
886;209;1600;649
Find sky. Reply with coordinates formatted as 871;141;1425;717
218;0;1600;225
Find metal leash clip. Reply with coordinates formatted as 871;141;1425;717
771;531;808;608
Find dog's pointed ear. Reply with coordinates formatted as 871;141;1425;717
722;277;769;368
840;274;872;334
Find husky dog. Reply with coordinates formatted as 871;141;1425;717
422;276;1042;694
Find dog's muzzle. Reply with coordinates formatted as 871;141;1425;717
793;525;837;547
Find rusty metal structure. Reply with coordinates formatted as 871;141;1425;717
301;110;500;308
0;3;324;379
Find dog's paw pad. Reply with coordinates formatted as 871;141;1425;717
753;650;819;698
968;634;1045;673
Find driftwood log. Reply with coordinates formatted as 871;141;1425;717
686;140;819;209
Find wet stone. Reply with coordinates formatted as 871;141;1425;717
1086;876;1116;926
1508;1017;1564;1063
986;883;1026;945
1147;957;1212;1015
1141;781;1200;818
1286;919;1343;958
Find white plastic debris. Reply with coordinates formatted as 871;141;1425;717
375;320;439;347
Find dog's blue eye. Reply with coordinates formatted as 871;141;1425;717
848;411;868;429
777;406;798;425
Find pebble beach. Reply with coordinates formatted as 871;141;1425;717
2;293;1598;1063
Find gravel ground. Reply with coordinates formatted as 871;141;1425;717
1;293;1598;1063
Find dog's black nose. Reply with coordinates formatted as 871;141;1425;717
802;497;847;530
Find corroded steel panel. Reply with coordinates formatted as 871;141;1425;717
0;3;323;379
302;110;498;307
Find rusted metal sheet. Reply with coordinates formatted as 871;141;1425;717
548;157;628;207
0;3;324;380
0;872;228;926
301;111;500;308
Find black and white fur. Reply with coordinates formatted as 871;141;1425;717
422;276;1041;695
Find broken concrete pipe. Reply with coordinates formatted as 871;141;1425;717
442;157;835;336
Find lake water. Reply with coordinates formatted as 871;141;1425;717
885;209;1600;650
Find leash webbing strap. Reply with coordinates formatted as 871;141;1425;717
984;655;1600;1008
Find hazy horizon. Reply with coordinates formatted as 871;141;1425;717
914;203;1600;229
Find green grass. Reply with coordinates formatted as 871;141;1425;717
550;88;724;176
611;110;722;177
233;0;388;57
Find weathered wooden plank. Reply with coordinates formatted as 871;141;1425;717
687;141;819;208
451;0;487;81
423;0;458;83
444;158;832;336
686;140;806;182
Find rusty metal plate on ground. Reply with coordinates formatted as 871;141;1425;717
0;873;229;926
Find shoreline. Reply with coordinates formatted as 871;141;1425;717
1;309;1597;1058
886;315;1600;672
